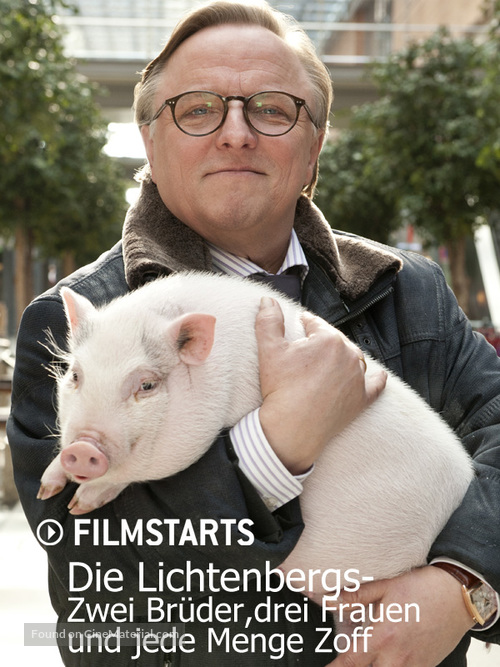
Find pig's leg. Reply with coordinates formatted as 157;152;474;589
67;479;128;515
38;453;70;500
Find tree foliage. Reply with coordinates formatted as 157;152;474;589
315;126;400;244
366;26;500;246
316;4;500;310
0;0;127;268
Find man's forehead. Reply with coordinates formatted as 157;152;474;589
159;23;310;95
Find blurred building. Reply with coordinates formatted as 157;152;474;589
59;0;491;139
1;1;495;335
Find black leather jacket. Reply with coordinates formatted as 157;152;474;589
7;208;500;665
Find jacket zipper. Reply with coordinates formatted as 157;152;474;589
334;285;395;327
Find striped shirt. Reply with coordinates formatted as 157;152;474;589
207;231;310;511
207;229;308;281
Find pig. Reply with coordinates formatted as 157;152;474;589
39;271;473;595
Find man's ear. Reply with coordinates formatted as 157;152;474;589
305;129;326;188
140;125;156;177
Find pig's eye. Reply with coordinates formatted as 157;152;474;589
140;381;157;392
133;376;160;400
71;371;79;385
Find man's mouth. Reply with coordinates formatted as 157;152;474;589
208;166;264;176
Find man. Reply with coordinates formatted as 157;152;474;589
8;2;500;665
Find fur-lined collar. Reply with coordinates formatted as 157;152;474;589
122;170;402;301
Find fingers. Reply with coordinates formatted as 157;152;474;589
300;309;334;337
257;298;386;399
301;311;370;370
258;300;369;373
339;577;388;606
358;353;367;373
257;299;345;344
365;367;388;405
255;296;286;343
332;567;476;667
255;298;387;474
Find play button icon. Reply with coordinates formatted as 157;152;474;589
36;519;64;546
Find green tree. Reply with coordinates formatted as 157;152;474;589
315;129;400;244
316;9;500;312
0;0;127;324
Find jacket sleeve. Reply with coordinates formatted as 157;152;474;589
403;263;500;643
7;293;304;616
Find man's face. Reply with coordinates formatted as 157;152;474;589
141;24;324;267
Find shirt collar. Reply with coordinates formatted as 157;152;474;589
207;229;309;282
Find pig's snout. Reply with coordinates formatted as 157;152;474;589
61;440;108;482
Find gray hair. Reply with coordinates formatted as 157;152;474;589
134;0;333;197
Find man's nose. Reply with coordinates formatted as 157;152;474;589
215;102;257;148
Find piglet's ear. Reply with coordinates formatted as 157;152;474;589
60;287;96;336
169;313;216;366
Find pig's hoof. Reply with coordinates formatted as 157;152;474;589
68;505;92;516
37;483;66;500
67;495;93;515
68;482;128;515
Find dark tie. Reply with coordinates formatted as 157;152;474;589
250;270;302;302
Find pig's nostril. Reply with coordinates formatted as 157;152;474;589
61;441;108;480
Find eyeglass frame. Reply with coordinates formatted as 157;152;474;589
140;90;319;137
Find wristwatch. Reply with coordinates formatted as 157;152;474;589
432;562;498;626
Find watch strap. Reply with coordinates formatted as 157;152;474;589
432;562;494;626
432;562;479;588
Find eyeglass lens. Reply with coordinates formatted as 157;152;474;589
173;92;300;135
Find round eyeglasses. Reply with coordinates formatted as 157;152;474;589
141;90;318;137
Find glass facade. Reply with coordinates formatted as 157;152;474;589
59;0;487;64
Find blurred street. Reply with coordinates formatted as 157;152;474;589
0;503;62;666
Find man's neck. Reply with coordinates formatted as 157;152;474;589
212;239;290;274
207;229;309;279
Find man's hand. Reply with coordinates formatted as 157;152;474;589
255;296;387;475
327;565;475;667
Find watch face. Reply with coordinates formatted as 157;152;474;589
470;583;498;624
